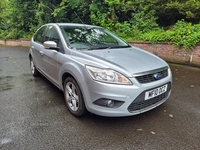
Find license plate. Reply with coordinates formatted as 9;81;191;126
145;84;168;100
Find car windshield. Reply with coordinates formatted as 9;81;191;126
60;26;131;50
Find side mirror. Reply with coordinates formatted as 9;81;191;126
43;41;59;50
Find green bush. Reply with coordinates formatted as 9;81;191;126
141;20;200;50
1;19;200;50
170;21;200;49
114;22;133;38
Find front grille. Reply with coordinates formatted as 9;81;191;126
128;83;171;112
135;69;168;84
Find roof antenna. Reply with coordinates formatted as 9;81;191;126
74;11;84;24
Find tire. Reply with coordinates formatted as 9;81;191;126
30;57;39;76
64;77;86;117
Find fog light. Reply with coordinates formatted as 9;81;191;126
107;100;114;107
93;98;124;108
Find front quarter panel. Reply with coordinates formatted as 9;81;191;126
58;57;93;108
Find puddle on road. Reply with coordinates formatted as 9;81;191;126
0;74;35;92
0;76;14;92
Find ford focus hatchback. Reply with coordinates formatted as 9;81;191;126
29;23;172;117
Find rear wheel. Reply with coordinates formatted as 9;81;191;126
30;57;39;76
64;77;86;117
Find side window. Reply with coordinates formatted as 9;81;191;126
45;26;60;45
33;26;46;44
45;26;65;54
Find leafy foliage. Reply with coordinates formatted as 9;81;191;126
141;20;200;50
0;0;200;50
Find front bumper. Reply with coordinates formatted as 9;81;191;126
80;69;172;117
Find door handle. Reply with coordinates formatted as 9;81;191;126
39;51;44;56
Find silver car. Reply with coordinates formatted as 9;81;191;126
29;23;172;117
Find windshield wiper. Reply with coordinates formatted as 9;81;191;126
75;45;130;51
109;45;131;49
88;46;111;50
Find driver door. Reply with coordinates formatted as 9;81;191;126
40;25;64;85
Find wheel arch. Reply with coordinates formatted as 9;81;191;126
61;70;85;94
62;72;74;88
29;53;32;60
59;62;90;111
60;62;86;90
61;70;88;116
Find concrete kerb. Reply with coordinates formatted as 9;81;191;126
1;39;200;67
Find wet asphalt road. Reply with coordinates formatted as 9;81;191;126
0;46;200;150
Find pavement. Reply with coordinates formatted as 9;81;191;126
0;46;200;150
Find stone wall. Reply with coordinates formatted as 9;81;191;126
0;39;200;67
129;42;200;67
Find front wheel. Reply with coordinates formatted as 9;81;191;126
64;77;86;117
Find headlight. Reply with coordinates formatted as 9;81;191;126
86;66;132;85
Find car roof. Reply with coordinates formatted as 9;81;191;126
45;23;101;28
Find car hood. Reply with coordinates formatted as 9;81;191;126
71;47;168;77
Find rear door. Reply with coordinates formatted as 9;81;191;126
31;26;47;70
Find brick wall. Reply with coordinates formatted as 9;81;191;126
0;39;30;47
0;39;200;67
129;42;200;67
